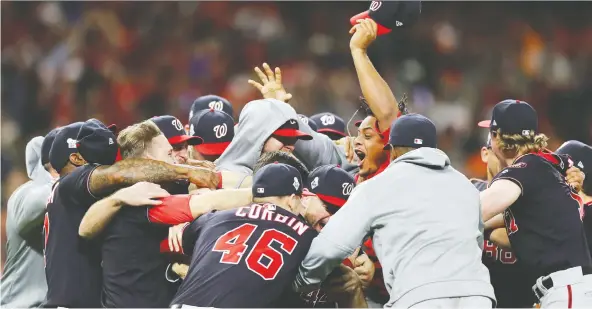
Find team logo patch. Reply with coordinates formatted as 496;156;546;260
342;182;354;196
293;177;300;190
369;1;382;11
414;138;423;145
213;123;228;139
299;115;308;125
208;100;224;111
172;118;184;131
66;138;77;149
320;114;335;126
310;177;319;189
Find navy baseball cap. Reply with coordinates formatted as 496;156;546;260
189;109;234;156
298;114;318;132
252;163;303;198
49;122;84;173
310;113;347;138
478;100;538;136
76;119;119;166
189;95;234;121
350;1;422;36
41;127;61;165
272;119;313;140
556;140;591;175
383;113;437;150
307;165;355;214
151;115;203;146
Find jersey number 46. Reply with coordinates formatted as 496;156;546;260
212;223;298;280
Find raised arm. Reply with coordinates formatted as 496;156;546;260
88;158;219;196
350;19;399;132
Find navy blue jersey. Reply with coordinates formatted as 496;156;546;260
471;178;536;308
171;203;317;308
101;205;183;308
43;164;103;308
584;201;592;260
491;153;592;278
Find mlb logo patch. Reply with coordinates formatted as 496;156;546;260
414;138;423;145
257;188;264;194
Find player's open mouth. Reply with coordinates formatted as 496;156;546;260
355;149;366;167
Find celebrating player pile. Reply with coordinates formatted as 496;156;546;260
2;1;592;309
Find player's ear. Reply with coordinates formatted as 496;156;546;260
480;147;489;164
69;152;87;166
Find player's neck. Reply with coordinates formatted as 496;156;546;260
254;197;299;215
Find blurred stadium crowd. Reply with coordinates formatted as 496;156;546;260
1;1;592;270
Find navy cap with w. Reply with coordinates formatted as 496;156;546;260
310;112;347;139
189;109;234;156
307;165;355;214
252;163;303;198
189;95;234;122
350;1;422;35
151;115;203;146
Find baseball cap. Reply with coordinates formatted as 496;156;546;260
49;122;84;173
272;119;313;140
189;95;234;121
310;113;347;138
76;119;119;166
307;165;355;214
252;163;303;198
383;113;437;150
41;127;62;166
556;140;591;175
298;114;318;132
189;109;234;156
478;100;538;136
350;1;422;36
151;115;203;146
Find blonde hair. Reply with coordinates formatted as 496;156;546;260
493;129;549;158
117;120;162;158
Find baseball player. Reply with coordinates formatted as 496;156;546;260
310;113;347;141
478;100;592;308
291;165;374;308
555;140;592;259
471;135;537;308
151;115;204;165
1;129;59;308
43;119;218;308
215;96;312;176
293;114;496;308
81;121;252;307
168;163;318;308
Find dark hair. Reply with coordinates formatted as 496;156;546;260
254;151;310;183
359;94;410;118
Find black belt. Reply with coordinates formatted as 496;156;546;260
532;266;592;299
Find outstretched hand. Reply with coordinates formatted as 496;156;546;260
248;63;293;102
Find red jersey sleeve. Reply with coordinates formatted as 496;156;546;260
148;195;193;225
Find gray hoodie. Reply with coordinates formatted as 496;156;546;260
293;148;495;308
216;98;357;176
1;137;53;308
